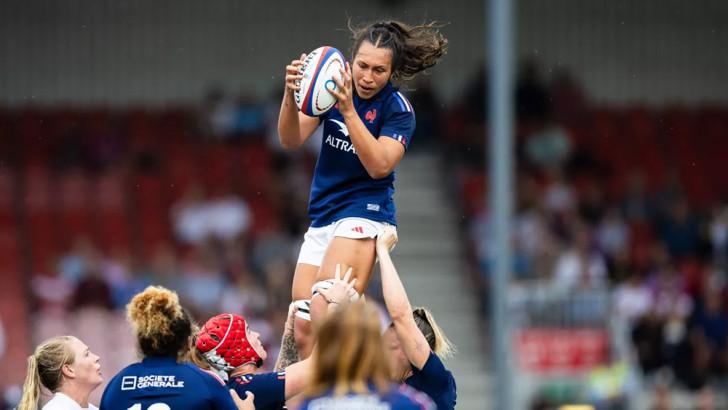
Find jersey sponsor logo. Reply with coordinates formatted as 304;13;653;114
367;203;380;212
351;226;364;234
120;375;185;391
365;109;377;123
325;119;357;154
121;376;137;391
329;119;350;137
325;135;357;154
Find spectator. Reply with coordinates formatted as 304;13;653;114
613;273;651;327
709;204;728;268
552;223;608;291
543;170;577;215
659;197;701;260
199;86;238;139
597;207;630;258
620;171;653;222
524;124;572;172
171;184;251;246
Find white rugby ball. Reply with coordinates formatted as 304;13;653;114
294;46;346;116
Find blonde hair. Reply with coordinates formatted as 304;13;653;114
127;286;192;359
306;304;391;397
18;336;75;410
185;323;211;371
413;307;456;359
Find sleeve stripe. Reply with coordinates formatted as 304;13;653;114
394;91;412;112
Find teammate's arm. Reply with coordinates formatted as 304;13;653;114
278;53;320;149
328;64;406;179
377;227;431;369
282;356;314;399
274;303;300;371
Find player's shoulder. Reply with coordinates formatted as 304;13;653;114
105;362;140;384
229;370;285;385
382;85;414;115
182;363;223;384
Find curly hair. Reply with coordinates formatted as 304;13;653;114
127;286;192;359
349;19;448;83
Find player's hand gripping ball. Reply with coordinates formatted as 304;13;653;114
294;46;346;116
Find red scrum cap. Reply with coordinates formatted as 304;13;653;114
196;313;263;371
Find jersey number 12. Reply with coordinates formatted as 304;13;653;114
128;404;171;410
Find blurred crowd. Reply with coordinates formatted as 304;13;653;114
444;60;728;406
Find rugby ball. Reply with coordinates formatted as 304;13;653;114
294;46;346;116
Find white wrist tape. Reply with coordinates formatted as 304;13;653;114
311;279;360;303
293;299;311;321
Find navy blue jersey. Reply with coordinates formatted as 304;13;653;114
100;357;237;410
308;83;415;227
227;371;286;410
405;352;457;410
299;384;434;410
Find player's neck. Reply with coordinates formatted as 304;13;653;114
58;383;91;408
230;363;258;377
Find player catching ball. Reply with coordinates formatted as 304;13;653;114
278;19;447;357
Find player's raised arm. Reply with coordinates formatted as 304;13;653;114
278;53;320;149
376;226;431;369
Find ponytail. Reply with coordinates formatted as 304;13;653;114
18;336;75;410
18;355;41;410
413;307;456;359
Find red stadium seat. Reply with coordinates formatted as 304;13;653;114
23;165;59;273
56;170;93;240
236;143;273;196
94;171;132;252
200;145;233;196
133;173;171;260
0;168;16;227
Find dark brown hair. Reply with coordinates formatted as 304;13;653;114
349;20;448;82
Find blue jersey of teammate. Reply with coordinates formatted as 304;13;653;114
100;357;238;410
227;371;286;410
309;82;415;227
299;384;434;410
405;352;457;410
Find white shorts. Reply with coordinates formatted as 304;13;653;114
296;217;394;266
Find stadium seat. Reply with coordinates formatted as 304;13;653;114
57;170;94;240
94;171;132;252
